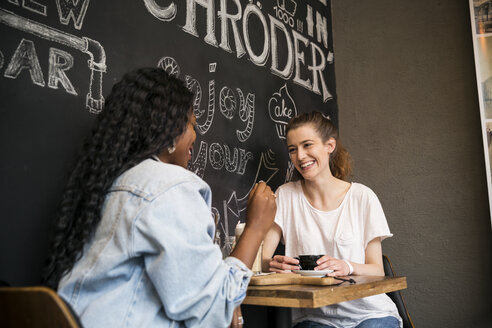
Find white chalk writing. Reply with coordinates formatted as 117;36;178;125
144;0;334;102
0;8;106;113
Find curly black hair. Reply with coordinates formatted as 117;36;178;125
42;67;193;289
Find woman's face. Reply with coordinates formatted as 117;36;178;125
286;124;335;180
167;112;197;168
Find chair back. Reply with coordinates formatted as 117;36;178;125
0;286;82;328
383;255;415;328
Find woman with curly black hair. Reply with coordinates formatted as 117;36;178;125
42;67;276;327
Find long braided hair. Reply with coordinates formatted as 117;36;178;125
42;68;193;289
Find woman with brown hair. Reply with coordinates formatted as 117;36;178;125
262;111;401;328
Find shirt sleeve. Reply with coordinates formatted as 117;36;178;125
274;186;289;246
132;180;252;327
273;188;283;230
362;187;393;248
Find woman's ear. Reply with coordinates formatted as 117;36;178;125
325;137;336;154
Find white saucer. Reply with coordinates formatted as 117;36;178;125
293;270;334;277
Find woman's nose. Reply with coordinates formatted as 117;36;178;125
297;148;306;160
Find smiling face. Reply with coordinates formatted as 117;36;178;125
286;124;336;181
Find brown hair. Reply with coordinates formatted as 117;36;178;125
285;111;352;180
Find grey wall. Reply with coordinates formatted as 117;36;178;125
332;0;492;327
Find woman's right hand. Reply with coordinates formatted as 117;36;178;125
245;181;276;235
268;255;300;273
230;182;276;269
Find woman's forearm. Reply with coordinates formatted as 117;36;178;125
230;226;265;269
261;224;282;271
351;261;385;276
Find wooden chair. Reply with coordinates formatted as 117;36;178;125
383;255;415;328
0;286;82;328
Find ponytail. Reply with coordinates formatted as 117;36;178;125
329;139;352;180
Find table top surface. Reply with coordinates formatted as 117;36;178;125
244;275;407;308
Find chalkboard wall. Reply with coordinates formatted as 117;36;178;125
0;0;337;285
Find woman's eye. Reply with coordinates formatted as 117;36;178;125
288;148;295;153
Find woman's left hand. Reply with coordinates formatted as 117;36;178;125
315;256;351;276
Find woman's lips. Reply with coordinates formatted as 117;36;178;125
300;160;315;170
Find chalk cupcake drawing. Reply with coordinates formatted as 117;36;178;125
268;83;298;139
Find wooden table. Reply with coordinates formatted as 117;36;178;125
244;275;407;308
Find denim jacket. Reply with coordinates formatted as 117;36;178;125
58;159;252;327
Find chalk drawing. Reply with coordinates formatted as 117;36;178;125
211;206;221;245
306;4;314;37
225;149;279;218
270;14;294;79
219;86;236;120
56;0;91;30
155;56;256;140
243;3;269;66
4;40;76;95
273;0;297;28
143;0;176;22
160;57;217;135
236;89;255;142
268;84;297;139
224;145;239;173
204;142;253;175
0;8;106;113
157;56;180;77
306;4;329;49
186;76;205;118
217;0;246;57
156;56;213;133
195;79;215;135
187;140;207;178
277;0;297;16
145;0;334;102
4;38;45;87
7;0;92;32
48;47;77;95
214;148;279;253
8;0;47;16
327;51;334;64
222;199;230;251
187;140;253;176
182;0;218;47
285;160;295;183
209;142;225;170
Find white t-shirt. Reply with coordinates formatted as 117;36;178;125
274;181;402;328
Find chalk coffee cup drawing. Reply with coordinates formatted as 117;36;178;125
295;255;323;271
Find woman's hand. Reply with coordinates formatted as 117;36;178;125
245;181;276;236
315;256;351;276
312;239;385;277
230;182;276;269
268;255;300;273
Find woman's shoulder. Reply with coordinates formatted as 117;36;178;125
276;180;301;194
349;182;380;202
111;159;210;201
